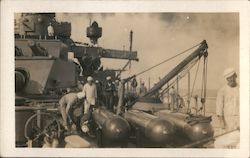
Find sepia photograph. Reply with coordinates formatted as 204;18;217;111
1;0;249;157
14;12;239;148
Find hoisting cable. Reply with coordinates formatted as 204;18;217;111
133;42;202;77
200;57;206;115
124;42;206;109
158;56;201;113
200;56;208;116
158;50;207;114
158;57;199;97
159;79;176;98
191;59;201;97
160;55;201;98
205;57;208;100
204;58;208;116
177;57;199;79
116;59;131;78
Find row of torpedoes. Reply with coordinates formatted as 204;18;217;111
40;103;214;148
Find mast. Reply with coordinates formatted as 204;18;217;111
143;40;208;97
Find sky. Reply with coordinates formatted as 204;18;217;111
15;13;239;91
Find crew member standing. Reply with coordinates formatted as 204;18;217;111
113;80;120;109
169;86;177;111
47;22;54;37
82;76;97;114
214;68;239;148
19;14;26;38
137;82;147;96
104;76;115;111
95;80;103;106
77;80;84;91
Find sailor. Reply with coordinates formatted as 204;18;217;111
214;68;239;148
95;80;103;106
131;78;138;93
114;80;120;92
114;79;121;111
82;76;97;114
169;86;177;111
77;80;84;91
189;95;202;115
137;82;147;96
59;91;85;130
47;22;54;37
104;76;115;111
73;58;83;77
19;14;26;38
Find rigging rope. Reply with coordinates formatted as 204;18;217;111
134;42;202;77
158;54;208;115
159;57;199;97
200;56;208;115
191;59;201;97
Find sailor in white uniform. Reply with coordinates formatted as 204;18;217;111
47;22;54;36
214;68;240;148
82;76;97;114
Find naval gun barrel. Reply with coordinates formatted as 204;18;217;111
15;69;29;93
123;110;175;144
143;40;208;97
15;71;27;92
92;108;130;142
28;40;48;56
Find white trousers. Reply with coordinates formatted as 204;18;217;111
84;98;95;114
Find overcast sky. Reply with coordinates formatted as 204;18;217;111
15;13;239;90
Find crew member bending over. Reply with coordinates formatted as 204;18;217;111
59;91;84;130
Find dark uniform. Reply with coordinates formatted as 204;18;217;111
113;81;120;109
104;82;115;111
95;81;104;106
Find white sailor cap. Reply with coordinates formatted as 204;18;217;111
106;76;112;80
73;58;80;65
223;68;236;78
95;80;99;83
87;76;93;81
115;80;119;83
77;92;85;99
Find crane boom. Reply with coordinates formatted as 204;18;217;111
143;40;208;97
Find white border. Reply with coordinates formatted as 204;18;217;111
1;0;249;157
